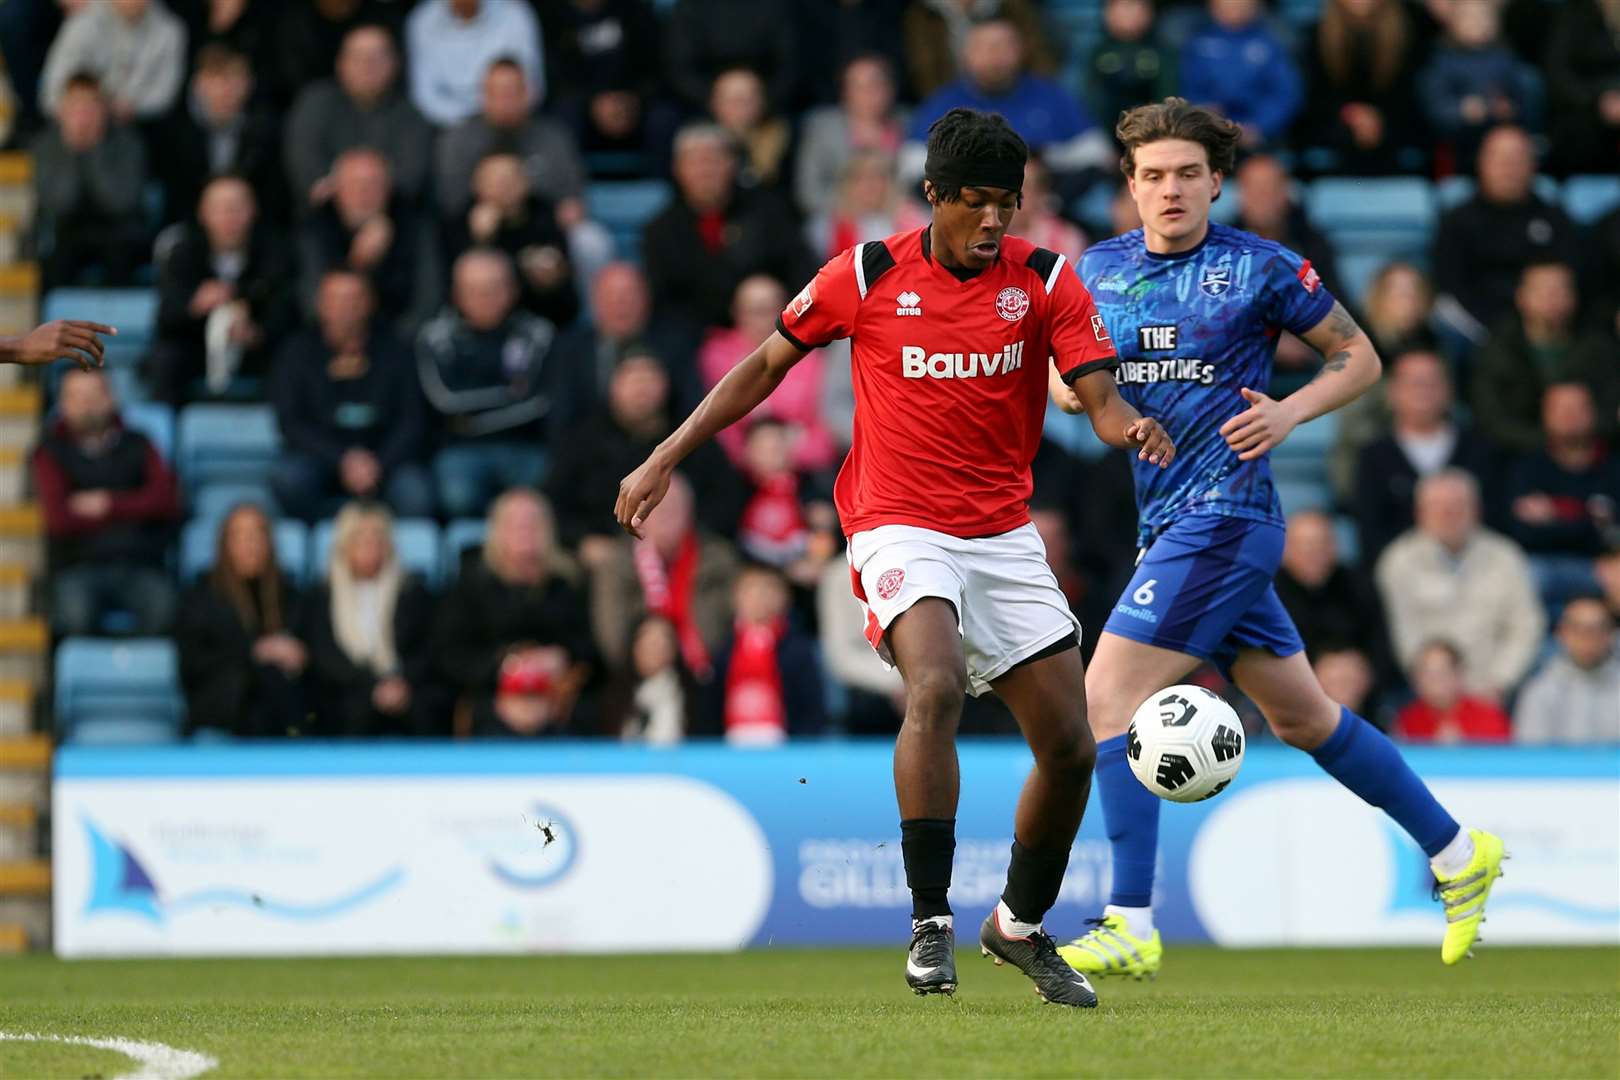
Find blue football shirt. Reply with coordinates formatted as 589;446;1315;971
1076;222;1336;546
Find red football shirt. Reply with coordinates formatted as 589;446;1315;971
777;226;1117;538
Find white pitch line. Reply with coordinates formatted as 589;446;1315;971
0;1031;217;1080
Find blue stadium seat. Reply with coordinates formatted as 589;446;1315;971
54;637;183;744
1333;251;1392;310
309;516;442;587
441;518;487;582
190;481;277;522
1042;403;1111;460
175;404;281;494
1306;178;1435;258
1275;478;1331;517
41;288;158;346
120;402;174;464
585;180;673;261
179;516;308;584
1270;411;1338;485
1562;175;1620;225
1210;176;1242;225
1333;514;1361;566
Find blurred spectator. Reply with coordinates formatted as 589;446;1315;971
298;147;437;329
1298;0;1426;174
1417;0;1541;168
148;174;295;404
665;0;796;114
551;262;700;424
902;0;1057;102
1084;0;1172;137
1393;640;1512;743
31;74;147;289
175;503;307;737
710;68;791;191
270;271;433;520
1008;158;1088;266
1178;0;1302;149
1109;179;1143;236
152;43;285;228
1276;509;1393;705
700;275;839;474
284;24;432;209
173;0;275;81
1505;383;1620;608
1474;262;1620;456
816;554;904;734
612;614;710;743
539;0;661;117
794;54;909;218
405;0;543;128
906;18;1112;184
434;489;595;737
805;151;929;260
33;369;179;637
1314;646;1378;718
715;564;825;745
434;58;586;232
1376;469;1545;699
1598;549;1620;624
1235;155;1342;297
301;503;439;736
270;0;406;113
546;350;743;563
735;418;841;586
590;472;740;675
546;348;742;551
1353;349;1492;565
1359;261;1439;359
642;123;813;331
1544;0;1620;176
417;249;560;520
1031;503;1086;616
444;153;580;329
40;0;186;123
1593;205;1620;331
796;0;908;106
1431;125;1577;337
1514;596;1620;743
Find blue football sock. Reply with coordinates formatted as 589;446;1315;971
1096;733;1160;908
1310;706;1460;857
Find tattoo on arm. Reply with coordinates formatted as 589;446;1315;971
1322;349;1350;373
1325;301;1359;343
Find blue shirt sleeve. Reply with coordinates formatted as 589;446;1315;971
1258;245;1337;336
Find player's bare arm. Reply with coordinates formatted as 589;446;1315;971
1068;366;1176;468
1219;301;1379;462
615;331;807;536
0;320;116;370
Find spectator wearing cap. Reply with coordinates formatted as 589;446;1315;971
1514;596;1620;743
40;0;186;124
405;0;543;128
33;368;179;637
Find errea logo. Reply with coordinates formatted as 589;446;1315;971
895;291;922;316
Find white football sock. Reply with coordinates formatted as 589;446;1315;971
912;914;953;932
1105;904;1155;940
1430;828;1476;879
996;899;1041;938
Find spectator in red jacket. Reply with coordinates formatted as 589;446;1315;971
32;369;179;636
1393;639;1512;743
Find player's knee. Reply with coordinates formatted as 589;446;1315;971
902;666;967;734
1266;699;1338;750
1033;713;1096;780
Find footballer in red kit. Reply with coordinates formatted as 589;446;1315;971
616;109;1175;1007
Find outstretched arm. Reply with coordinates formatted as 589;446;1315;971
0;320;115;370
1064;364;1177;468
1220;300;1381;461
615;332;807;535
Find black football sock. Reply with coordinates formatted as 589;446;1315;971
1001;839;1071;926
900;817;956;920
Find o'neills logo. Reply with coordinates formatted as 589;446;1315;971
902;341;1025;379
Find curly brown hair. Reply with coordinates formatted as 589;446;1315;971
1116;97;1242;179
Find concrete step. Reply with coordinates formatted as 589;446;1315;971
0;263;38;340
0;504;42;574
0;857;49;896
0;384;40;448
0;562;30;620
0;679;33;736
0;899;48;951
0;617;45;683
0;445;27;504
0;152;33;235
0;733;48;811
0;799;36;860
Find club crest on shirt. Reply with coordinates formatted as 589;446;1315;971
996;286;1029;322
1199;265;1232;298
790;283;815;318
877;568;905;601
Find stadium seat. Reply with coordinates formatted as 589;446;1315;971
1332;251;1391;310
1271;411;1339;485
441;518;487;582
1562;175;1620;224
1042;403;1111;460
1210;176;1242;225
190;481;277;522
309;516;443;587
1275;478;1331;517
1305;178;1435;258
585;180;672;261
41;288;158;345
119;402;175;464
1333;514;1361;565
175;404;281;494
54;637;184;744
179;516;308;584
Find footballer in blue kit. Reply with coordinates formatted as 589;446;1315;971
1048;99;1506;978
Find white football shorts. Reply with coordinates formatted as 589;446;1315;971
847;521;1081;697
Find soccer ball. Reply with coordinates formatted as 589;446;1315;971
1126;685;1245;803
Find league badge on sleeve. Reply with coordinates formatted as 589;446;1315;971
790;283;815;318
1297;261;1322;294
1091;313;1111;342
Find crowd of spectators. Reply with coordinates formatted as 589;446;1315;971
7;0;1616;745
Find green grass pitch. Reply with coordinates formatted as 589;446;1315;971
1;946;1616;1077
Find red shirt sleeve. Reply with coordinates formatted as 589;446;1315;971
1050;265;1119;383
776;247;862;351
